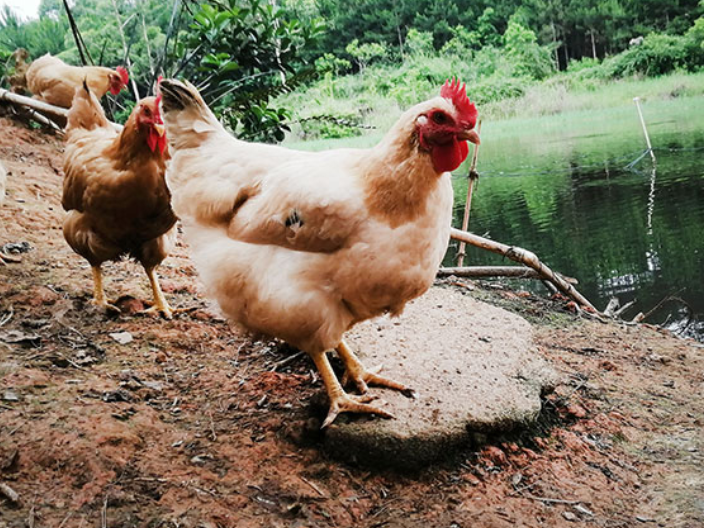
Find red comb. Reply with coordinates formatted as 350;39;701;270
116;66;129;85
441;78;477;128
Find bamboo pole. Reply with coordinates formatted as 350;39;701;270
456;120;482;267
633;97;656;163
0;88;124;132
438;266;578;284
449;227;597;311
0;89;68;119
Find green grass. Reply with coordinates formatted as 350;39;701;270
284;72;704;152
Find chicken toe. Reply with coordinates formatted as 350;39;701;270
336;340;414;397
311;349;394;428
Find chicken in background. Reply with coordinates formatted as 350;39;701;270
27;54;129;108
159;77;479;425
62;80;176;318
7;48;30;94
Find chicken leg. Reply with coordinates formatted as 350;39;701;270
90;265;120;313
336;340;414;397
140;266;173;319
311;350;394;428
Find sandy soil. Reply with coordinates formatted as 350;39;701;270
0;117;702;528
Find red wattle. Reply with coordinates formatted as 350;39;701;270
430;139;469;173
147;129;166;154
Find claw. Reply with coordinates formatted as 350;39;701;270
336;342;413;397
90;298;121;315
140;303;173;320
322;394;394;428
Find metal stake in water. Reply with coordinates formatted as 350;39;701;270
633;97;656;163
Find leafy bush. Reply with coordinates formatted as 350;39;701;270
405;29;434;57
503;20;555;80
603;34;691;77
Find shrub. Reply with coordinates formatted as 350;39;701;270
604;33;690;77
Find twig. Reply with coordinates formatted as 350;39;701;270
207;409;217;441
450;228;596;311
614;300;636;318
270;350;305;371
521;494;586;505
0;305;13;327
101;494;108;528
299;476;326;498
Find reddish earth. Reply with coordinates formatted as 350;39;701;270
0;116;702;527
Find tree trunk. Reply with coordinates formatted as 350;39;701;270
590;30;597;59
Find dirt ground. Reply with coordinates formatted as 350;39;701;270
1;117;702;528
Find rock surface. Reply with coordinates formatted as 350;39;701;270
324;287;559;468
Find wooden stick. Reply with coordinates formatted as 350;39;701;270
0;88;68;119
456;120;482;267
633;97;656;163
438;266;577;284
450;228;596;311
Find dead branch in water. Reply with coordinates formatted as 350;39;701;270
449;228;596;311
439;265;577;284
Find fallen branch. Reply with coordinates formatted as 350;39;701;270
450;228;596;311
0;88;68;119
0;88;123;132
438;265;577;284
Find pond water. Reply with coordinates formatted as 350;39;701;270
446;97;704;340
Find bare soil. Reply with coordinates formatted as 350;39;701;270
1;117;702;528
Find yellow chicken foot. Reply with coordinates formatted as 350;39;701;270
311;350;394;428
337;340;415;397
90;266;121;314
140;266;173;319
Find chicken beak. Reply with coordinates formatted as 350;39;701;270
153;123;166;137
457;129;480;145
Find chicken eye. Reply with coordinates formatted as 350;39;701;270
143;108;151;117
431;112;449;125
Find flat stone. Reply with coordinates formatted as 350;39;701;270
324;287;559;468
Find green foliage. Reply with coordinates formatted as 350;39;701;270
0;6;67;57
174;0;324;142
345;39;387;71
503;19;555;80
603;33;694;77
404;29;434;57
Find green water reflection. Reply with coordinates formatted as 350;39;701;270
447;97;704;338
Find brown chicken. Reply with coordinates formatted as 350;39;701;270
7;48;30;94
27;54;128;108
62;81;176;317
159;78;479;425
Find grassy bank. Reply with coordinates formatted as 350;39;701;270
282;72;704;152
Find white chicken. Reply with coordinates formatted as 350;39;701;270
159;78;479;426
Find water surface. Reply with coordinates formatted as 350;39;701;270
447;97;704;339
